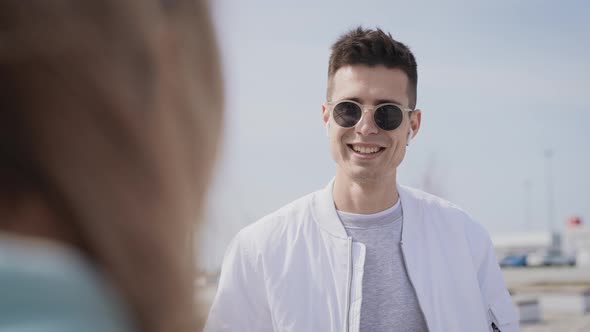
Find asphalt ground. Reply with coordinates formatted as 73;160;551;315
503;266;590;331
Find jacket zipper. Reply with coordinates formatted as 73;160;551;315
400;240;432;332
344;236;353;332
489;309;502;331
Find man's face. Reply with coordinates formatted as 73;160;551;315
322;65;421;184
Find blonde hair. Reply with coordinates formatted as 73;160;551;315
0;1;222;331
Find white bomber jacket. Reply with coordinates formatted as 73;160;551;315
205;181;520;332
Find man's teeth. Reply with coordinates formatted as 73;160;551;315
352;145;380;154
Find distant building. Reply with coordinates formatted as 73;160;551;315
563;219;590;267
492;231;553;256
492;216;590;267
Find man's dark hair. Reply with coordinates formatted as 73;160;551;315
327;27;418;109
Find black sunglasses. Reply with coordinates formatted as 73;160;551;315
328;100;413;131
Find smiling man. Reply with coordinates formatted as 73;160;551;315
206;27;519;332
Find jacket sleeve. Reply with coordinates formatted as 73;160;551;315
204;229;274;332
470;224;520;332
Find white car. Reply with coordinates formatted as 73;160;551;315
527;249;575;267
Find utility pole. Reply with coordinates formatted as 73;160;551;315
523;179;532;231
544;149;557;248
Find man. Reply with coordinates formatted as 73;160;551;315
206;27;519;332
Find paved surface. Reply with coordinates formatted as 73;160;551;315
503;266;590;287
503;266;590;331
521;313;590;332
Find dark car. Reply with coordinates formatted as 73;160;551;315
499;254;527;267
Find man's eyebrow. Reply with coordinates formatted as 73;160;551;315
375;98;403;106
346;97;404;106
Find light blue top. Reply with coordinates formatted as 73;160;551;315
0;234;136;332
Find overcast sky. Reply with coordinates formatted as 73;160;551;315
199;0;590;271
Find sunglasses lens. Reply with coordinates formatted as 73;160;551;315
375;105;403;131
332;102;362;128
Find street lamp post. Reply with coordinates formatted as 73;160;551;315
544;149;557;248
523;179;532;231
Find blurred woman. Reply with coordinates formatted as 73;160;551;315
0;1;223;331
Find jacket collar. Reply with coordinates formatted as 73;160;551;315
312;179;348;239
312;179;423;241
397;184;424;244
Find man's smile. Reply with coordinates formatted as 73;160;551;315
347;143;386;159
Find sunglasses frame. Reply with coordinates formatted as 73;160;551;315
327;99;414;131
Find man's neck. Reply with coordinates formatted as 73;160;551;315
332;170;399;214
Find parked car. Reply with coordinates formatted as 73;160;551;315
526;249;575;267
499;254;527;267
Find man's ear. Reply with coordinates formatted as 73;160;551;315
409;109;422;138
322;103;330;126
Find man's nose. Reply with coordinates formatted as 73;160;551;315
355;110;379;135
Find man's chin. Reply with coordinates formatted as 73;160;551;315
344;167;381;184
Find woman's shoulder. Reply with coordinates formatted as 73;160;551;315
0;234;136;332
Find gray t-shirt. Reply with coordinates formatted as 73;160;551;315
337;201;428;332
